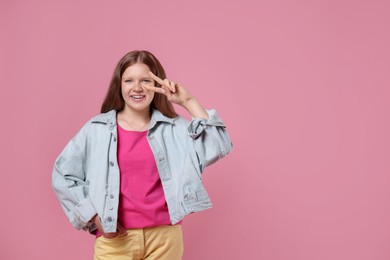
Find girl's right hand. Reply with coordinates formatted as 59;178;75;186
92;215;127;239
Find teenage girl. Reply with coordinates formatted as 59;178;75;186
52;50;232;260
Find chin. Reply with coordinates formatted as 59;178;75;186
127;104;152;112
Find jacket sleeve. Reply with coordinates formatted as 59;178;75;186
52;131;97;231
188;109;233;172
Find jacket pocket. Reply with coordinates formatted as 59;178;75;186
182;185;212;214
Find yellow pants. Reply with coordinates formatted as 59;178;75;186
94;225;183;260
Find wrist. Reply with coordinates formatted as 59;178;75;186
182;97;209;119
181;95;196;109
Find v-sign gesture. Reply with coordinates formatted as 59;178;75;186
146;71;209;119
146;71;193;106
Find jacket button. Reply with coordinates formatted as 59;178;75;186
107;217;112;222
113;137;117;142
109;161;114;166
109;206;114;210
110;194;114;199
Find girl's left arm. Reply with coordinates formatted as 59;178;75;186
186;108;233;172
147;72;233;171
179;94;233;172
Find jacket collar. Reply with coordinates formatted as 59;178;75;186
149;109;175;129
91;109;175;129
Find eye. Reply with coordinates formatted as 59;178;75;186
141;79;154;86
124;79;133;83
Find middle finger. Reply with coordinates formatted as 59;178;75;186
148;71;165;85
149;71;175;92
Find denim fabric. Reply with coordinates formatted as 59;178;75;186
52;109;232;233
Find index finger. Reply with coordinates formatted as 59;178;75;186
148;71;165;85
143;84;167;95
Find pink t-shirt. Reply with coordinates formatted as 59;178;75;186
96;124;171;236
117;124;171;228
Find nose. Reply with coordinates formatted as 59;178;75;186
133;82;143;92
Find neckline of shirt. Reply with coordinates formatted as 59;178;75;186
117;121;148;134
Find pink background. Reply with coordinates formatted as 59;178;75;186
1;0;389;259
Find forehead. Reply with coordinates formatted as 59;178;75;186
122;63;150;77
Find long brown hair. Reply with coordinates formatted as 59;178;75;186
101;50;177;118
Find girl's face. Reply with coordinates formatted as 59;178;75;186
121;63;155;114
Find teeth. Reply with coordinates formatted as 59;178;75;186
131;95;144;99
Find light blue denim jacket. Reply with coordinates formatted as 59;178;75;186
52;109;232;233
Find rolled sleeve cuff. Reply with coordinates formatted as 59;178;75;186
188;109;226;139
70;197;97;230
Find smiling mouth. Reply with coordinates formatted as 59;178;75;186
131;95;146;101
